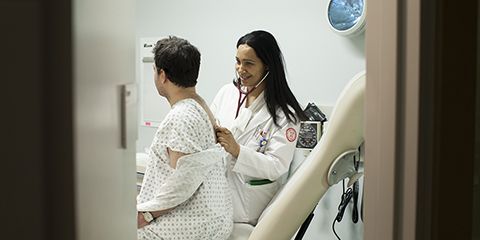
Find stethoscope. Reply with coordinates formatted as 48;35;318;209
233;71;269;118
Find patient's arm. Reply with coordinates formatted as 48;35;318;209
137;208;173;229
168;147;187;169
137;148;223;213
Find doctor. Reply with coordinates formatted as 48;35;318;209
211;30;307;225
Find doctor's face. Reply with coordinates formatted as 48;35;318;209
235;44;267;89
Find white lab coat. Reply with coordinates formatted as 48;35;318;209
211;83;300;225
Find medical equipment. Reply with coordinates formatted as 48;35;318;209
330;147;363;239
327;0;367;36
233;71;269;118
228;71;365;240
234;71;269;95
296;121;323;149
304;102;327;122
297;103;327;149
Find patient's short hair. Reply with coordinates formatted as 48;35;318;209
153;36;200;88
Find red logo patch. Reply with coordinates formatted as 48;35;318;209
286;128;297;142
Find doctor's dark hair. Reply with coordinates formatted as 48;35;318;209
237;30;307;125
153;36;200;88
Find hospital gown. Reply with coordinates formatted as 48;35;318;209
137;98;233;240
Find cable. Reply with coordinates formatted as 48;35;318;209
361;182;364;222
332;218;341;240
332;181;354;239
352;181;359;223
332;147;364;239
351;154;360;223
336;187;353;222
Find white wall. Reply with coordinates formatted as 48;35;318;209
135;0;365;239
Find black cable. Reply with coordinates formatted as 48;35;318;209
332;218;341;240
352;149;361;223
295;210;315;240
336;187;353;222
357;145;365;222
361;189;364;222
332;182;354;239
352;181;359;223
332;149;365;239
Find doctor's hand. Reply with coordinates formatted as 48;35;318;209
215;126;240;158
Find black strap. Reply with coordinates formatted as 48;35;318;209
294;208;316;240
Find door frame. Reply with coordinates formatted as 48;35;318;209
365;0;477;239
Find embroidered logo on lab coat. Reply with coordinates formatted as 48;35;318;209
256;130;268;152
286;128;297;142
258;131;268;146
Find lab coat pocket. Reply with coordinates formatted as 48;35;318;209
244;181;279;222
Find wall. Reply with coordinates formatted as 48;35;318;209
135;0;365;239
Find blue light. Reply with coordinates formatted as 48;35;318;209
328;0;364;31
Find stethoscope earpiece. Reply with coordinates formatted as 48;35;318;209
234;71;269;95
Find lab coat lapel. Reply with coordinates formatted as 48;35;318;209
236;104;270;141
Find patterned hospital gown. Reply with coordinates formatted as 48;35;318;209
137;98;233;240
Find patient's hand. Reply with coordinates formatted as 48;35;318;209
137;212;149;229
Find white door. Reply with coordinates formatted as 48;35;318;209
73;0;137;239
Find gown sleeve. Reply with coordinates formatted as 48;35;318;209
137;148;223;211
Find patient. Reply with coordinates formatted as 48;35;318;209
136;36;233;239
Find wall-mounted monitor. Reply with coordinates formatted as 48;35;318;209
327;0;366;36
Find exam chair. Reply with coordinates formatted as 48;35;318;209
228;71;366;240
